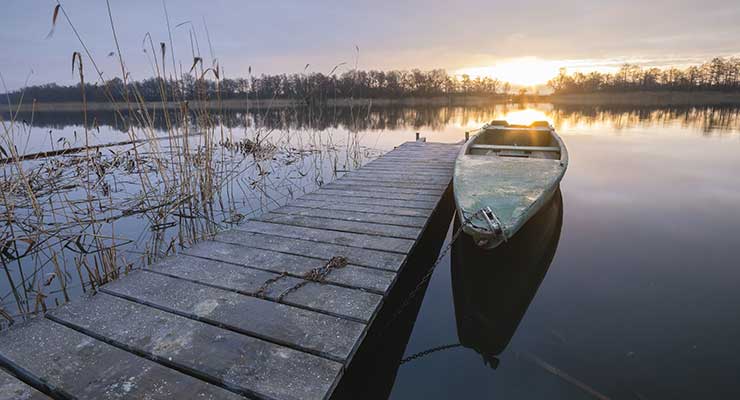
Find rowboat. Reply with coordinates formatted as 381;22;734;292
453;120;568;249
452;189;562;364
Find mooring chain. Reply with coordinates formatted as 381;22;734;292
382;221;468;330
400;343;462;364
254;272;289;298
255;256;348;301
382;208;488;331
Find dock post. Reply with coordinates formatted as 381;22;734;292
415;132;420;141
465;131;469;141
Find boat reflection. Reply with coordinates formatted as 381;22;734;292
451;188;563;368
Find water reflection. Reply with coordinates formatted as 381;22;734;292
5;104;740;136
451;189;563;368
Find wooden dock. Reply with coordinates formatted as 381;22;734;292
0;141;460;400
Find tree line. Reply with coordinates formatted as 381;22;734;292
3;69;510;104
549;57;740;94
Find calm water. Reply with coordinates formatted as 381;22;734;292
3;104;740;398
387;105;740;399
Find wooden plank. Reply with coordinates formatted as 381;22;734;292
303;193;437;210
388;145;458;152
0;318;241;400
361;163;453;172
380;150;457;156
370;156;457;163
330;178;448;191
355;166;453;177
324;182;443;196
315;187;440;202
366;158;455;167
154;252;382;321
347;166;454;177
363;159;455;167
382;147;457;154
50;293;342;400
234;221;416;254
341;171;451;184
101;270;365;362
280;199;432;218
368;156;455;163
215;230;406;271
0;370;48;400
271;205;428;228
256;212;421;240
181;242;394;293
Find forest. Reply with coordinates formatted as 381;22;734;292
2;69;508;104
548;57;740;94
4;57;740;104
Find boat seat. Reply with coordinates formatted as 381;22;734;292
470;144;561;152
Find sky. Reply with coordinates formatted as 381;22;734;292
1;0;740;90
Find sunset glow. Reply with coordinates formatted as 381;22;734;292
497;109;551;126
455;57;621;87
456;58;560;86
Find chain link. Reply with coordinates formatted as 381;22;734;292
381;220;467;330
400;343;461;364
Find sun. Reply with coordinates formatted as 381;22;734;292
498;109;551;126
455;57;563;87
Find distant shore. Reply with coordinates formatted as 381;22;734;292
7;91;740;112
8;97;508;112
548;91;740;105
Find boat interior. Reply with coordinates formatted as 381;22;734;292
467;121;561;160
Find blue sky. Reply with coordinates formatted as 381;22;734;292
1;0;739;89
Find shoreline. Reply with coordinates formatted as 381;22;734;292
548;91;740;106
6;91;740;113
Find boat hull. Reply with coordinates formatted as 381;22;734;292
453;123;568;249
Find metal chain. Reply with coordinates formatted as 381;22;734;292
382;220;468;330
400;343;462;364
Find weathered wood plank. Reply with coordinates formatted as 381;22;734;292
303;193;436;210
378;151;457;157
355;166;453;177
340;174;451;185
271;205;428;228
379;152;456;158
290;198;432;218
330;178;448;191
235;221;416;253
324;182;442;196
257;212;422;240
101;270;365;362
367;160;455;166
315;187;440;202
50;293;342;400
153;252;382;321
215;230;406;271
365;160;454;169
361;160;455;169
0;370;48;400
0;318;241;400
181;242;394;293
342;171;451;184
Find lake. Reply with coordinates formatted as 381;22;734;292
2;103;740;399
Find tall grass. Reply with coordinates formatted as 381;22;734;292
0;1;370;328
